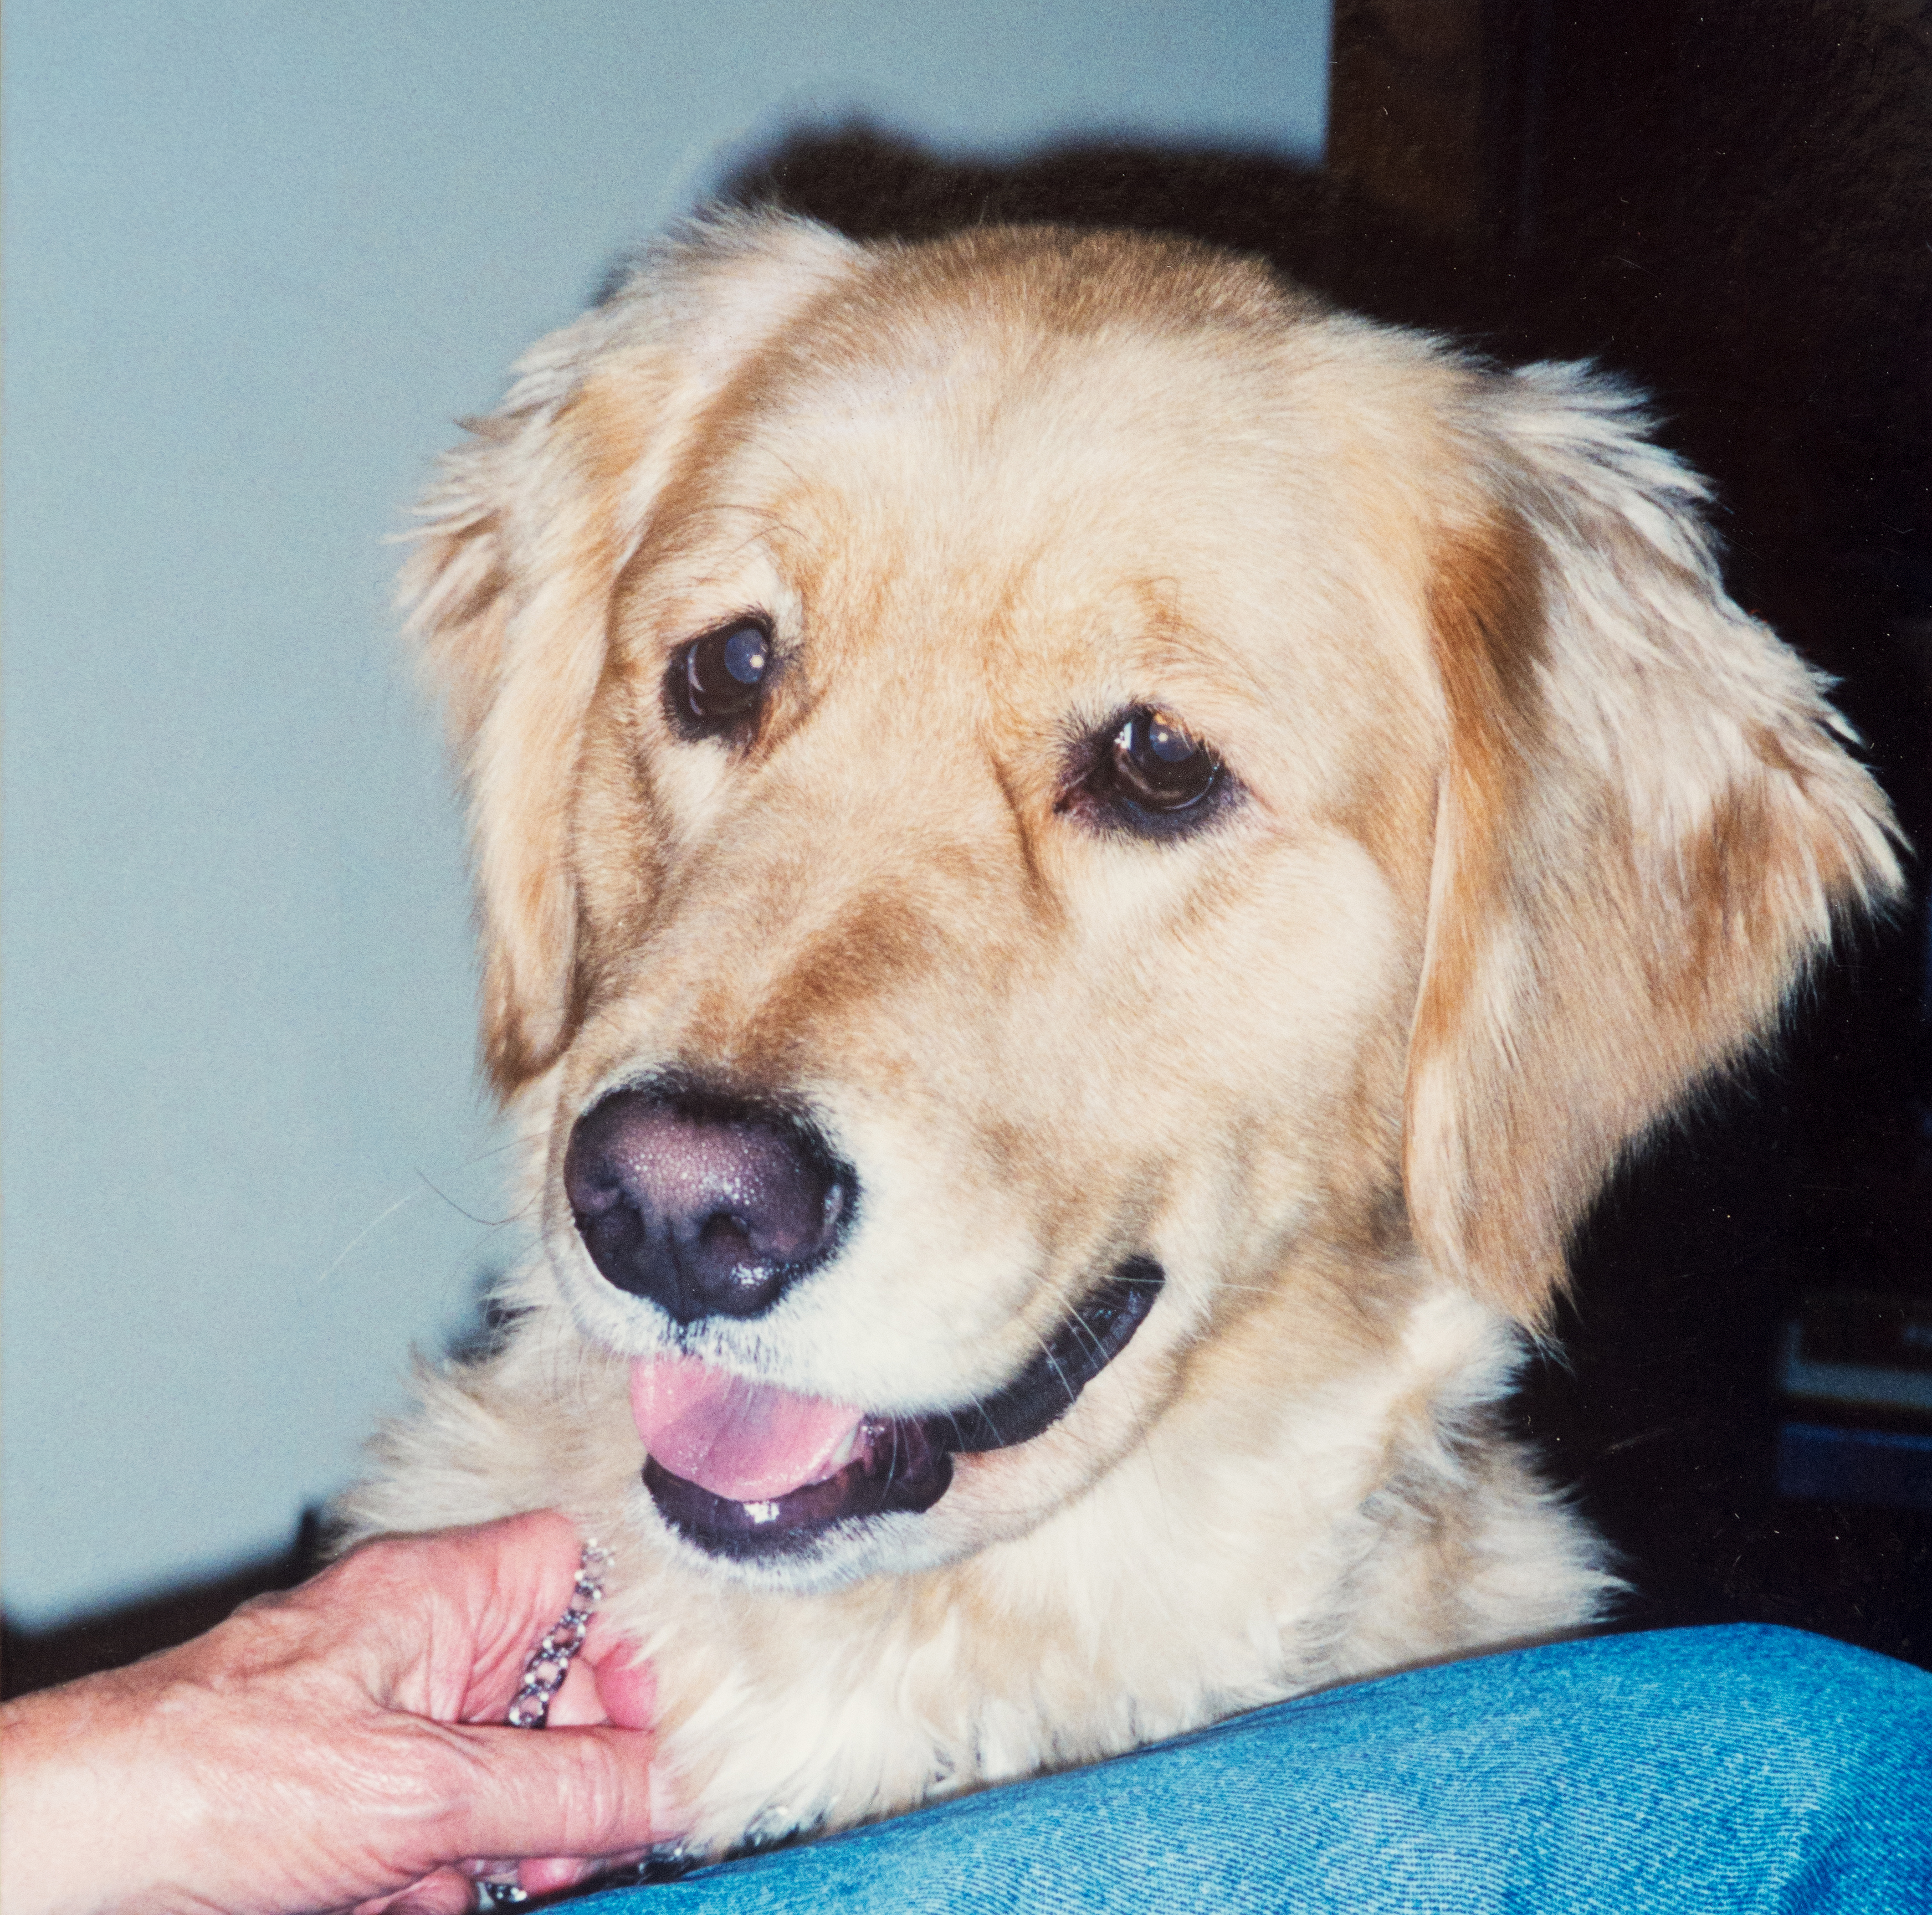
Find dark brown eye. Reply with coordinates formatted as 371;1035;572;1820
1060;705;1229;840
667;618;771;737
1113;710;1214;802
1073;706;1225;836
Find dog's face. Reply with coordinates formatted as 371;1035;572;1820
548;266;1438;1582
408;218;1897;1592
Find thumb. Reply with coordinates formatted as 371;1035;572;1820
431;1722;672;1863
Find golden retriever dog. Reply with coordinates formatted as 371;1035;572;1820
339;213;1901;1857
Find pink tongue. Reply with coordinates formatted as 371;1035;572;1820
629;1356;867;1502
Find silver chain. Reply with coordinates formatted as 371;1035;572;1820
479;1539;614;1908
505;1539;612;1728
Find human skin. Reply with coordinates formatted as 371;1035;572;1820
0;1512;674;1914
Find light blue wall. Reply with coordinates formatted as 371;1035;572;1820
2;0;1329;1626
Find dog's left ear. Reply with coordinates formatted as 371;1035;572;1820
1403;362;1903;1323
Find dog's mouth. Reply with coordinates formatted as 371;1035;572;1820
634;1258;1164;1560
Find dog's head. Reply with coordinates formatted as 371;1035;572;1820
407;215;1899;1588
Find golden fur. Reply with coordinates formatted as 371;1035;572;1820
339;214;1902;1854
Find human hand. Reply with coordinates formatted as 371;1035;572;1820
0;1512;676;1915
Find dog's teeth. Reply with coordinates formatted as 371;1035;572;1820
826;1424;860;1472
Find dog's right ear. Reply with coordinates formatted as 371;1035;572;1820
400;215;863;1094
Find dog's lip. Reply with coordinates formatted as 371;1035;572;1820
916;1255;1166;1456
640;1256;1166;1560
643;1418;955;1560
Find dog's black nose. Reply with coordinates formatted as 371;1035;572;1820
563;1087;854;1323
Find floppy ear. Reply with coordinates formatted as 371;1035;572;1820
1403;362;1903;1323
399;214;862;1093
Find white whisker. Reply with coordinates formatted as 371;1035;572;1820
310;1185;427;1289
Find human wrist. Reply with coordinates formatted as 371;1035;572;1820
0;1666;203;1915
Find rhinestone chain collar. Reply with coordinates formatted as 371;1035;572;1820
480;1540;613;1908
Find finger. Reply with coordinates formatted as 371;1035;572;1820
444;1513;594;1717
585;1632;658;1731
543;1652;609;1728
433;1722;676;1862
377;1871;479;1915
455;1858;519;1880
352;1869;475;1915
576;1843;656;1882
315;1513;590;1719
517;1855;592;1895
515;1845;654;1898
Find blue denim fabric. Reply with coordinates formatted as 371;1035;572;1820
584;1625;1932;1912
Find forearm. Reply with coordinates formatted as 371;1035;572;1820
0;1611;408;1915
1;1667;211;1915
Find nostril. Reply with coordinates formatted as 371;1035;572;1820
698;1212;754;1262
565;1166;628;1218
562;1085;855;1324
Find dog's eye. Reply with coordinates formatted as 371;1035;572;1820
1070;706;1226;837
1112;710;1216;804
667;618;771;737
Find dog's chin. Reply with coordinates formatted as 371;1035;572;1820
630;1256;1166;1588
634;1477;977;1593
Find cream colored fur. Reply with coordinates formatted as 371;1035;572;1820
338;214;1902;1856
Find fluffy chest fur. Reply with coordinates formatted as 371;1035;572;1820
337;214;1898;1857
350;1281;1598;1850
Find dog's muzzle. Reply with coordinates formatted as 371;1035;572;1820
633;1257;1163;1560
564;1082;1165;1562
